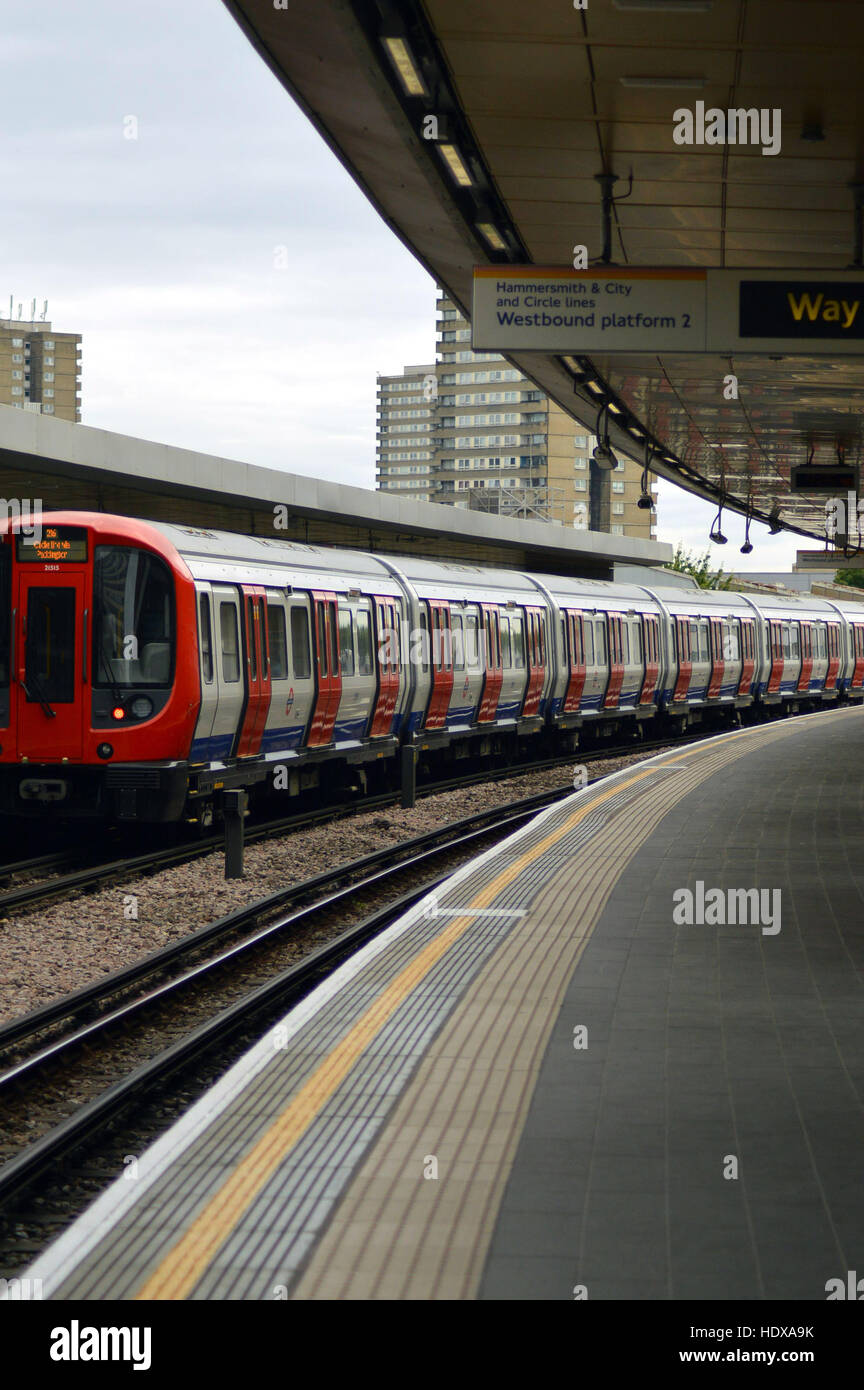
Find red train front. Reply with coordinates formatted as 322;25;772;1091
0;512;198;820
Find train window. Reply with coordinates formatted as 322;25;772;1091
570;614;584;667
355;610;373;675
583;620;594;666
434;608;453;671
247;599;258;681
631;623;642;663
782;625;791;659
338;608;355;677
511;614;524;667
483;610;499;670
0;545;11;687
465;611;480;669
316;605;328;678
93;546;175;688
419;607;430;672
451;612;465;671
25;588;75;704
290;606;311;680
500;616;512;668
536;616;544;664
199;595;214;684
790;625;800;660
699;623;709;662
267;605;288;680
621;622;630;664
258;599;269;678
721;623;731;661
594;620;606;665
220;603;240;684
328;602;339;676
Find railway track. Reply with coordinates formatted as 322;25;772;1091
0;782;574;1265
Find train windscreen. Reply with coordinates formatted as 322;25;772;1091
92;546;175;688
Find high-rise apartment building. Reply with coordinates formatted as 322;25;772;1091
0;312;81;422
377;294;656;539
375;362;437;503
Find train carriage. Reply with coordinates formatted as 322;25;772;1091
534;577;665;730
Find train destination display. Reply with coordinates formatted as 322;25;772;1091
473;267;864;355
15;526;88;564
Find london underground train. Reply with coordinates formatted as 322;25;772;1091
0;511;862;824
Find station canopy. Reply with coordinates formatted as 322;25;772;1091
225;0;864;551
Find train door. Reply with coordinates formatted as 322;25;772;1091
285;599;315;740
622;616;641;705
335;603;370;738
262;594;291;751
209;586;245;759
825;622;841;690
236;586;272;758
798;622;814;691
603;613;624;708
640;614;660;704
739;618;755;695
478;604;503;721
581;616;603;708
369;596;400;737
425;600;454;729
767;621;784;694
308;591;341;746
15;568;86;760
523;606;546;716
497;611;521;719
191;586;218;754
672;616;691;701
563;609;586;713
708;617;724;699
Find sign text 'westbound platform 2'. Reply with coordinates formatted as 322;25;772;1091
472;267;864;355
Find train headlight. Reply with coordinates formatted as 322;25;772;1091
97;743;114;760
130;697;153;720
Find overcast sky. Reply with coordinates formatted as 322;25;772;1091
2;0;803;571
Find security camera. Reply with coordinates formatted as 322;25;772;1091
592;442;617;470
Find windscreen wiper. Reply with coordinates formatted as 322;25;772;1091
22;676;56;719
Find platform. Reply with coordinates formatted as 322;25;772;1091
16;705;864;1300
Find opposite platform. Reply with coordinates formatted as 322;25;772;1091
12;705;864;1300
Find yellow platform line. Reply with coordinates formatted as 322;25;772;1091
134;717;811;1299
